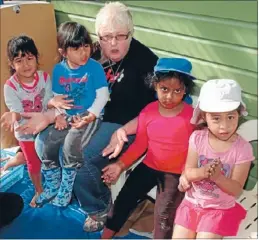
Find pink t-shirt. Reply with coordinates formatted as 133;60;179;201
120;101;194;174
185;128;255;209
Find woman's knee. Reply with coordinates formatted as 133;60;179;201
83;122;122;160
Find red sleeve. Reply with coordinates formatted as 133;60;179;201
120;108;149;168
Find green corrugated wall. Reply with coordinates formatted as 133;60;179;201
51;0;257;189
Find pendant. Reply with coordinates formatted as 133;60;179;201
117;69;125;83
117;73;124;82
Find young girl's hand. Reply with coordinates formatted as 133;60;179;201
178;174;191;192
55;115;68;130
0;112;20;132
70;113;96;129
49;95;74;110
202;164;212;179
101;161;125;184
81;112;96;124
209;159;223;182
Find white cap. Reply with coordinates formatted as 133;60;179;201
191;79;248;124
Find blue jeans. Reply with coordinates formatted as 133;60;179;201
35;122;135;216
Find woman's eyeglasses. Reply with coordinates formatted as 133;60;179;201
99;32;131;42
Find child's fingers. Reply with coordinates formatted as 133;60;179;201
102;175;111;183
64;99;74;103
61;94;68;99
178;184;185;192
75;115;82;122
61;104;73;110
82;116;91;123
10;123;14;132
70;122;83;129
0;157;10;162
209;166;215;174
72;115;78;122
1;122;9;130
102;165;111;173
70;122;80;129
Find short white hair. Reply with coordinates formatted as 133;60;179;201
95;2;134;35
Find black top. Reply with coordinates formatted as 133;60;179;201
92;38;158;125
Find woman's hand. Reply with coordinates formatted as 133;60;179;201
48;95;74;110
101;161;125;184
0;112;20;132
102;128;128;159
15;112;52;135
55;115;68;130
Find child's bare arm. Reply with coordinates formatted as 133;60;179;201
178;172;191;192
3;85;24;131
213;161;251;197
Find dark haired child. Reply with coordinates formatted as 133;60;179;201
3;35;53;207
101;58;196;239
36;21;109;207
172;79;254;239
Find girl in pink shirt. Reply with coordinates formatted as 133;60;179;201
173;79;255;239
101;58;196;239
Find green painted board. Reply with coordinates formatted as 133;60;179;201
55;13;257;118
133;29;257;72
130;10;257;49
120;1;257;23
52;1;257;48
55;13;257;73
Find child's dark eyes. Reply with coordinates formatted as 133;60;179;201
212;117;220;121
174;89;182;94
228;116;235;120
74;44;90;51
160;87;168;92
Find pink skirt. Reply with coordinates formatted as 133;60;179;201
174;199;247;236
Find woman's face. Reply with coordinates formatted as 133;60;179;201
98;24;132;62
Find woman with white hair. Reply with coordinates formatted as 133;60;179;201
11;1;158;232
73;2;158;232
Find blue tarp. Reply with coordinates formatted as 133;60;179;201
0;168;147;239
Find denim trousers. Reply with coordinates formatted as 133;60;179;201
40;118;101;169
106;162;184;239
35;121;135;216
